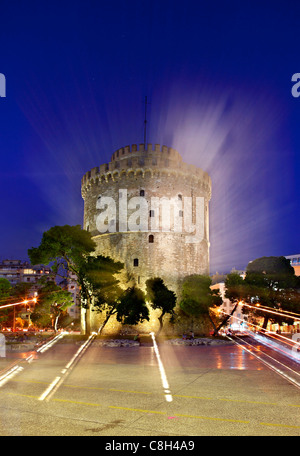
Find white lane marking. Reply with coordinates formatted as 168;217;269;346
36;333;65;353
38;376;61;401
38;334;96;401
150;332;173;402
0;365;24;387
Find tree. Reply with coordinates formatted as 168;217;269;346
146;278;176;335
28;225;96;277
179;275;222;335
217;272;246;332
30;281;74;331
241;256;300;329
80;255;124;334
28;225;97;334
0;278;12;299
9;282;33;331
116;286;149;326
0;278;12;329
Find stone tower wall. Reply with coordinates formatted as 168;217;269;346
81;144;212;334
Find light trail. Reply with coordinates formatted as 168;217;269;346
36;332;66;353
227;334;300;390
0;364;24;388
0;332;67;390
240;302;300;321
0;297;37;310
219;309;300;349
150;332;173;403
38;333;96;402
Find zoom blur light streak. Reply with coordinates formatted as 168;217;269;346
150;332;173;402
0;365;24;387
0;297;37;309
240;302;300;321
36;332;66;353
38;333;96;401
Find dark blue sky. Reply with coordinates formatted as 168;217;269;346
0;1;299;273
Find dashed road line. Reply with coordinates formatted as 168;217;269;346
1;390;300;430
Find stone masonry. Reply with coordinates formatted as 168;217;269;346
81;144;211;334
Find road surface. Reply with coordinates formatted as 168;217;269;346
0;335;299;437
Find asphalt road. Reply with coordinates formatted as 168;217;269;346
0;337;299;437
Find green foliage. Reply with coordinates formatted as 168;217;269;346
80;255;150;334
146;277;176;334
82;255;124;316
180;275;221;317
0;278;12;327
179;274;222;335
246;256;295;277
28;224;97;276
146;277;176;314
31;281;74;330
224;272;245;303
0;278;12;299
116;286;149;325
28;225;120;334
226;256;300;329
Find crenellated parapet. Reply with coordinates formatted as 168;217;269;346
110;143;182;162
81;144;211;199
81;142;212;335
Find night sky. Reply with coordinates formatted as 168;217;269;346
0;1;299;273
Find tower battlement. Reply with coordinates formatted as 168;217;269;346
81;142;211;335
110;143;182;161
81;143;211;196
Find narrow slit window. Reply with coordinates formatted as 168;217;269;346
149;234;154;243
133;258;139;267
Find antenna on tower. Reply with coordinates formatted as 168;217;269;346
143;96;150;147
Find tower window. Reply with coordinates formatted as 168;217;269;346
149;235;154;243
178;194;182;200
179;210;183;217
133;258;139;267
149;210;155;217
140;189;145;196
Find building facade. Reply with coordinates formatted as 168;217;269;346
81;143;212;334
285;254;300;276
0;259;53;294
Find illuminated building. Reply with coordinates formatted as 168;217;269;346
285;254;300;276
0;259;53;295
81;143;211;334
211;281;248;332
0;259;53;329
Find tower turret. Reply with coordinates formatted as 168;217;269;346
81;143;211;334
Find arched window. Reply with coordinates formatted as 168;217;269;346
149;234;154;243
133;258;139;267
